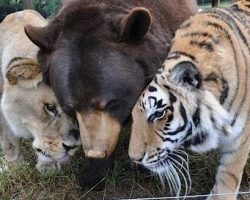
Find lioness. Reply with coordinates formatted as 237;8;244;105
0;10;81;173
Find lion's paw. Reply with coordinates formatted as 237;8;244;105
4;152;24;165
36;161;61;174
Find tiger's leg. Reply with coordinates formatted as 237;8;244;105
0;112;24;163
207;127;250;200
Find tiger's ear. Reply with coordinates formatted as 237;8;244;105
119;7;152;41
169;61;202;89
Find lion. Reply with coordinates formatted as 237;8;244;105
0;10;81;173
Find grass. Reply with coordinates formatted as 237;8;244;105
0;125;250;200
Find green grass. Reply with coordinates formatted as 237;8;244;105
0;126;250;200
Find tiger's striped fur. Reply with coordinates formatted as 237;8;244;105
129;1;250;199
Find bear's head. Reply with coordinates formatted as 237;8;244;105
25;0;197;158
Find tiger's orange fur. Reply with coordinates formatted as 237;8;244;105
129;1;250;199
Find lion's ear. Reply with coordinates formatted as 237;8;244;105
6;58;41;85
120;7;152;41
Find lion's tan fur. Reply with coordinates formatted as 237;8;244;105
0;10;80;173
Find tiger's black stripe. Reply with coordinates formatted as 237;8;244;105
205;21;239;109
204;72;229;104
181;123;193;143
207;9;250;51
148;86;157;92
192;106;200;127
205;7;250;118
231;3;250;16
220;78;229;104
190;40;214;52
163;102;187;136
155;130;178;143
226;6;249;27
169;92;177;104
181;31;214;40
208;9;250;125
166;114;173;123
169;51;196;61
191;131;208;146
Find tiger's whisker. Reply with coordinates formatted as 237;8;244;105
170;157;190;197
168;161;181;197
169;156;192;194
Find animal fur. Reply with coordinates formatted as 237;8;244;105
0;10;81;173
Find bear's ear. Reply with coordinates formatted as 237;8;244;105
120;7;152;41
6;58;41;85
169;61;202;89
25;24;59;51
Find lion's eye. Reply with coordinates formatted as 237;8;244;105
148;110;166;122
44;104;57;115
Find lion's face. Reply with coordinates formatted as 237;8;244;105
2;59;81;164
26;85;80;163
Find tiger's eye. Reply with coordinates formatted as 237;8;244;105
155;111;165;118
148;110;166;122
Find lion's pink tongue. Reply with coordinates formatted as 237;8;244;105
57;155;70;163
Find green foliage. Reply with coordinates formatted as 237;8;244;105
9;0;21;5
0;0;13;5
0;0;21;6
34;0;61;16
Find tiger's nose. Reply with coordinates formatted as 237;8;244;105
69;129;80;140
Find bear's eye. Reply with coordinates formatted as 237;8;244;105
44;103;58;115
148;110;166;122
105;99;119;109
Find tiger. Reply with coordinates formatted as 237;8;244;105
128;1;250;199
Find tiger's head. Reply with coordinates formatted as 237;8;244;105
129;54;235;194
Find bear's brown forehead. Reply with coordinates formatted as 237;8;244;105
60;6;104;31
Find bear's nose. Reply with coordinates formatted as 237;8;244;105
130;152;145;163
69;129;80;140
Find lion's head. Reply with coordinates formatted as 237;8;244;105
1;57;81;165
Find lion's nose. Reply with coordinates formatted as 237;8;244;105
69;129;80;140
63;143;76;152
